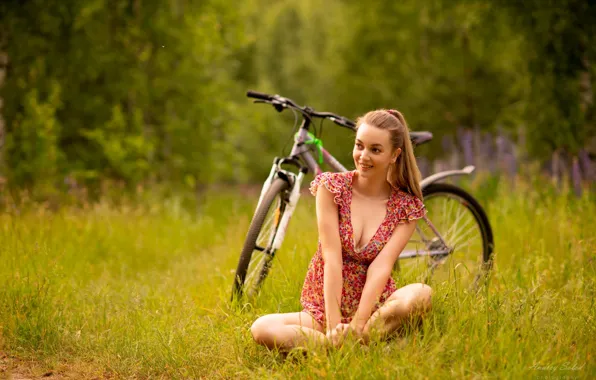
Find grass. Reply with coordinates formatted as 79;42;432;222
0;178;594;379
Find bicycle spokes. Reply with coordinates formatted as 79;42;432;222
399;191;487;290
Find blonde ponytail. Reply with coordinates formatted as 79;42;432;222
390;110;423;200
356;109;423;200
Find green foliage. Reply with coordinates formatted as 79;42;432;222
496;0;596;156
5;81;62;193
81;105;152;183
0;0;594;192
1;0;249;191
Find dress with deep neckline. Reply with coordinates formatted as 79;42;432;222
348;170;397;253
300;170;426;328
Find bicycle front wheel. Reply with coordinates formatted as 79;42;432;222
231;177;290;301
398;183;494;290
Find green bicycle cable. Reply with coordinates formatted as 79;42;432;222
296;131;324;164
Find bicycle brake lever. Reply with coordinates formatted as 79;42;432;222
253;99;284;112
273;102;285;112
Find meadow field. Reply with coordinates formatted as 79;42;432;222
0;179;594;379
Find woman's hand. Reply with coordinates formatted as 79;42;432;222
326;322;367;347
327;323;350;347
326;323;352;348
334;323;351;337
347;321;367;343
326;326;345;348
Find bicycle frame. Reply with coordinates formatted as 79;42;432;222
256;117;477;262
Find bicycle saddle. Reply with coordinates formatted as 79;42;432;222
410;131;433;146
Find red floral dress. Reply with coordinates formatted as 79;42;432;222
300;170;426;327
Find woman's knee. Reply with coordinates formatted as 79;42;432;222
411;283;433;314
251;315;274;344
251;314;286;346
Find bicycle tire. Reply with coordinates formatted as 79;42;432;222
398;182;494;289
231;177;290;301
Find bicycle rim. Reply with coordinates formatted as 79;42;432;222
399;187;490;291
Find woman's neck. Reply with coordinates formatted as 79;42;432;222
353;170;391;200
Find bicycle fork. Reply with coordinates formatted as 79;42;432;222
272;171;304;250
256;157;306;253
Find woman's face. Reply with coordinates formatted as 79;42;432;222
353;122;400;179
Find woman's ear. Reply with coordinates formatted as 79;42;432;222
393;148;402;163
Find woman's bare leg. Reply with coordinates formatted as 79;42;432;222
361;283;432;344
251;312;329;352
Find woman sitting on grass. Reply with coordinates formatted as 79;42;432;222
251;109;433;351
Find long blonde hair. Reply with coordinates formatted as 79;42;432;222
355;109;423;200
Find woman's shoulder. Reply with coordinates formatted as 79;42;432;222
310;171;352;188
391;188;426;223
315;170;352;182
309;171;353;204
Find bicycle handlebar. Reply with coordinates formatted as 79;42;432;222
246;90;272;101
247;90;356;130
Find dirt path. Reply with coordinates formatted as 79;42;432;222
0;352;108;380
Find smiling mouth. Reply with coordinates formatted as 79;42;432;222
360;164;373;169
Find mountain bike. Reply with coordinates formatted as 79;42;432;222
231;91;495;302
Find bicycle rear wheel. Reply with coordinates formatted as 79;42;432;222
231;177;290;301
397;183;494;290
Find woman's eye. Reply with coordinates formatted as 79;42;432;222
354;144;380;153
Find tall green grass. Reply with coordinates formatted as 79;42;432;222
0;180;594;378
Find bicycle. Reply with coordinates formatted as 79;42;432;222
231;90;495;302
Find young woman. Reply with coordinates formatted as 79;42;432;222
251;109;433;351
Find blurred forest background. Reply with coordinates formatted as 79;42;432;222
0;0;595;201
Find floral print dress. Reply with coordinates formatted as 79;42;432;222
300;170;426;327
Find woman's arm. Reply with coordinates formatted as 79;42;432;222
350;220;417;332
315;185;343;333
